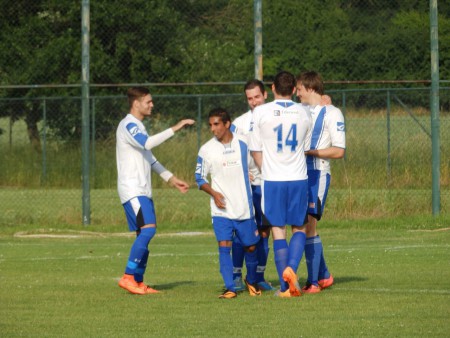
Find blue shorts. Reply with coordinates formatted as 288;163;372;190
308;170;331;220
212;217;260;247
123;196;156;231
251;185;265;227
262;180;308;227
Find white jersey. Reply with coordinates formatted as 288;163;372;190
195;134;253;220
231;110;261;186
116;114;173;203
249;100;312;181
306;104;346;173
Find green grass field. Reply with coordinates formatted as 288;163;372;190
1;218;449;337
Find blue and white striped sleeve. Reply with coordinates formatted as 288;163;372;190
195;148;209;189
125;123;174;150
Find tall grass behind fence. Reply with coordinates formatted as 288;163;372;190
0;88;449;226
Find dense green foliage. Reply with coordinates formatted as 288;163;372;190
2;0;449;86
0;0;449;141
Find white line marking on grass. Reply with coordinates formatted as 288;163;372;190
409;227;450;232
325;244;449;252
24;252;219;261
13;231;214;239
333;287;450;295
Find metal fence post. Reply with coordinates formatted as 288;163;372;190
254;0;263;81
91;97;96;188
386;90;391;186
81;0;91;225
42;99;47;185
430;0;440;215
197;96;202;150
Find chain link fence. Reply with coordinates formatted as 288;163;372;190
0;1;449;226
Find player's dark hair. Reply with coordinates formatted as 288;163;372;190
273;71;296;97
208;108;231;124
244;79;266;94
127;87;150;108
296;71;324;95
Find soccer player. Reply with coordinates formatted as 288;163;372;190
116;87;195;295
295;71;346;293
230;79;274;292
249;71;312;298
196;108;261;299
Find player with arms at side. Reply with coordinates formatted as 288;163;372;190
230;79;274;291
296;71;346;293
249;71;312;297
116;87;195;295
196;108;261;299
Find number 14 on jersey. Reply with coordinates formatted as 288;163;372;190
273;123;298;152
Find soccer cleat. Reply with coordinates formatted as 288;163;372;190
301;284;321;294
137;282;160;294
118;275;146;295
233;277;246;292
218;289;237;299
274;289;291;298
282;267;302;297
318;274;334;289
257;280;275;291
244;278;262;296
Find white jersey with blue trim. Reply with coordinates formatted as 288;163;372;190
306;104;346;173
116;114;172;203
231;110;261;186
195;134;254;220
249;100;312;181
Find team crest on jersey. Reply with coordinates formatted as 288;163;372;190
128;125;140;136
337;122;345;132
273;110;281;116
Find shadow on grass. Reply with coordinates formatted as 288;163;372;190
156;280;196;290
332;276;368;284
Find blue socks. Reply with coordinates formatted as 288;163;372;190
318;240;330;280
287;232;306;273
244;250;258;285
232;238;245;280
134;249;149;283
219;246;234;291
234;236;270;284
305;236;323;285
125;227;156;276
255;236;269;283
273;239;289;291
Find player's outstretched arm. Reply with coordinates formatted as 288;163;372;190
168;176;190;193
171;119;196;132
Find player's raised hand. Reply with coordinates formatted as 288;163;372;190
172;119;196;132
169;176;190;193
320;95;332;105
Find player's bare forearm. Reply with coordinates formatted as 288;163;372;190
171;119;195;132
305;147;345;159
200;184;226;209
251;151;263;171
168;176;190;193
